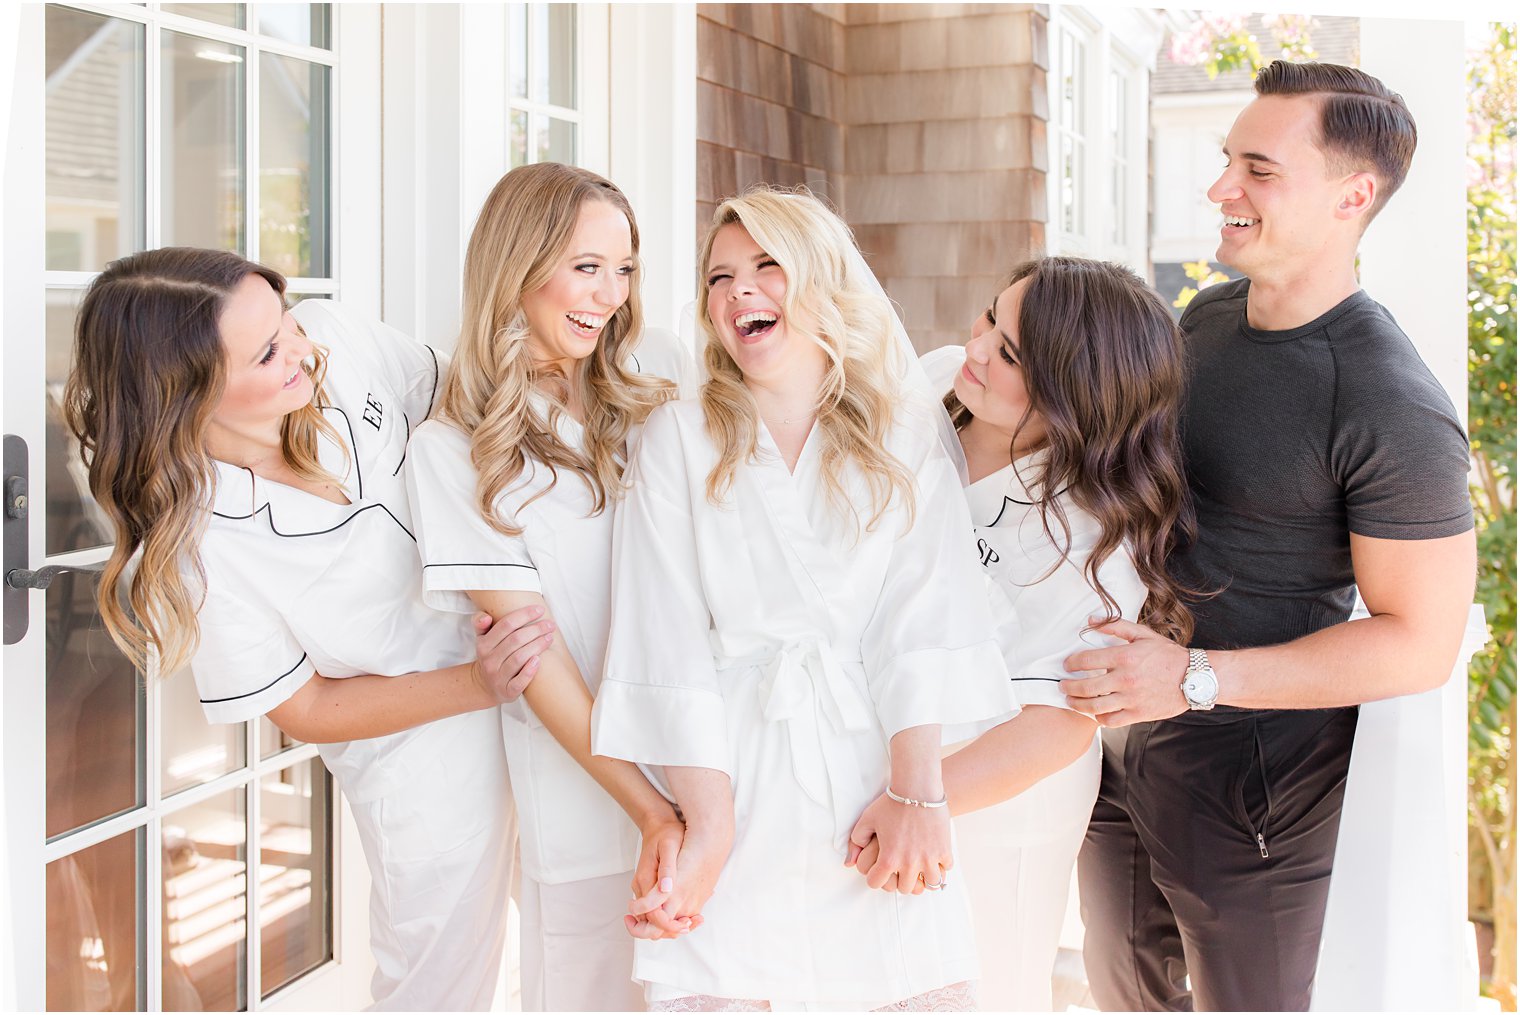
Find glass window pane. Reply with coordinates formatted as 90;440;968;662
163;790;248;1011
509;4;528;98
534;113;576;165
47;567;145;840
47;828;145;1011
1111;162;1125;246
162;4;244;29
45;288;115;556
510;109;528;167
1061;136;1078;235
45;8;145;272
259;54;330;278
163;666;247;796
257;4;332;49
161;31;245;253
1110;71;1126;147
260;760;332;996
258;717;302;761
536;3;576;109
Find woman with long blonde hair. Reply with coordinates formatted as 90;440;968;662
590;188;1018;1011
404;162;697;1011
63;246;545;1009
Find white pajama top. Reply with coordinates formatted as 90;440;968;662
922;344;1147;709
187;300;515;1010
405;327;696;886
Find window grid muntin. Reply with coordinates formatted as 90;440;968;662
1109;68;1129;246
1046;9;1148;267
507;2;583;168
1055;24;1089;241
42;3;337;1009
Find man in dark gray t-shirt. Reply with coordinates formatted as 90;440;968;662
1062;61;1475;1011
1176;277;1473;652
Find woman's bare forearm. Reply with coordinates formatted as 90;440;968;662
472;589;677;829
942;705;1095;815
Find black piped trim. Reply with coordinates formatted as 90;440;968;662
200;653;309;704
425;346;441;414
422;561;538;571
630;352;642;373
320;404;363;499
394;410;411;476
212;500;417;542
1011;676;1063;683
986;494;1032;528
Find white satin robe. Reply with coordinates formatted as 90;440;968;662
592;398;1019;1008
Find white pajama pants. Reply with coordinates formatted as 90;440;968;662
340;709;516;1012
518;869;644;1012
953;733;1100;1012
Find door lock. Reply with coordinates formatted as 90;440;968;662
5;475;26;519
3;435;28;644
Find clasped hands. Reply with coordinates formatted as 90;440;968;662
624;811;733;941
621;789;953;942
842;790;953;894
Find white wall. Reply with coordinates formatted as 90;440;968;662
609;3;697;340
1150;91;1252;265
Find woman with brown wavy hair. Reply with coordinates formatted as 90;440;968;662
63;246;544;1010
853;255;1194;1010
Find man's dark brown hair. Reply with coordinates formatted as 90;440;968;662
1253;59;1418;219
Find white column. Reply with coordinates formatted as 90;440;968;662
380;2;489;349
1356;19;1468;415
608;3;698;340
1313;19;1474;1013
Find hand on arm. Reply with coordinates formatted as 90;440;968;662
265;604;546;743
845;724;951;894
1060;530;1476;723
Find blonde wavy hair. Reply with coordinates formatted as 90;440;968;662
435;163;676;534
63;247;343;675
698;187;915;533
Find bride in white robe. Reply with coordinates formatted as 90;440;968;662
591;189;1019;1011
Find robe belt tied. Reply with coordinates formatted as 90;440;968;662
752;638;874;850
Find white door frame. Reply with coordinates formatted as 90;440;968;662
2;4;380;1009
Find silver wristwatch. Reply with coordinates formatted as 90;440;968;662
1180;648;1219;711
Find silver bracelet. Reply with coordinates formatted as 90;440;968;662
884;786;948;809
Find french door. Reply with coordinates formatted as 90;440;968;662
3;4;378;1009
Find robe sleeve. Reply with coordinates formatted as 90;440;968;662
592;405;732;777
861;428;1020;745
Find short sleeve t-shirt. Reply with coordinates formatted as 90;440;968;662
1172;278;1473;652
